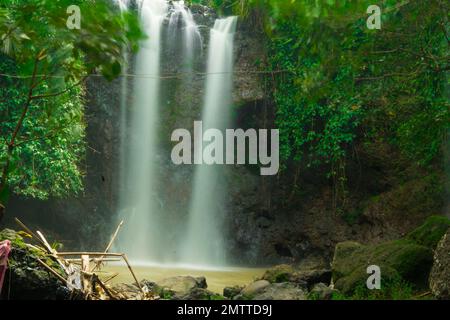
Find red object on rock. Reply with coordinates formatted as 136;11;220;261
0;240;11;294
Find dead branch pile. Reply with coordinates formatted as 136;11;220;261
14;218;153;300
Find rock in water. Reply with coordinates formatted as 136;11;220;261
223;285;243;299
429;230;450;299
252;283;306;300
240;280;271;297
157;276;211;300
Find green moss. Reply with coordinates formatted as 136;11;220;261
160;290;174;300
261;264;295;283
0;228;65;277
332;239;433;294
406;215;450;249
332;275;414;300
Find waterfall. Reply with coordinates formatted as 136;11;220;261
115;0;237;267
181;17;238;266
117;0;168;262
168;1;202;72
114;0;129;12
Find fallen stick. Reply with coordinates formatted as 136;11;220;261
57;252;124;257
66;258;121;263
102;272;119;284
81;255;92;297
92;274;116;300
36;230;68;274
122;254;144;294
92;220;124;272
37;258;67;284
15;218;47;248
414;291;432;299
25;243;46;253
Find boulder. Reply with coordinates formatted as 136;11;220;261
331;216;450;295
406;215;450;249
308;283;337;300
156;276;208;300
332;240;432;294
429;230;450;299
261;265;295;283
240;280;271;297
261;264;331;289
223;285;243;299
111;283;142;300
252;283;306;300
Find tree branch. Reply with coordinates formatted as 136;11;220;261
30;76;88;100
0;56;39;196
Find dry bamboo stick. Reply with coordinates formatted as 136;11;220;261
37;258;67;284
102;272;119;284
25;243;46;253
81;255;92;296
15;218;47;248
92;220;124;272
57;252;125;257
36;230;68;274
122;254;144;294
65;258;121;263
36;231;53;253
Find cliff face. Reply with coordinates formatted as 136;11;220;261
5;4;444;266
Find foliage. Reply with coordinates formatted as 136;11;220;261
269;0;448;169
197;0;449;183
331;275;414;300
332;239;434;295
406;215;450;249
0;56;85;199
0;0;143;204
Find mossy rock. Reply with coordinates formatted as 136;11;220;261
0;228;69;300
261;264;295;283
406;215;450;249
331;242;364;281
332;240;433;295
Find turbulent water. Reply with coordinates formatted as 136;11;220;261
116;0;237;267
181;17;238;266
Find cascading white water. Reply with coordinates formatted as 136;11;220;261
115;0;238;267
168;1;202;71
114;0;129;12
117;0;168;262
181;17;238;266
117;0;215;266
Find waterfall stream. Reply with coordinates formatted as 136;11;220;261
181;17;238;266
118;0;168;262
115;0;237;267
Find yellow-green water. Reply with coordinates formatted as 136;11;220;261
104;264;266;294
